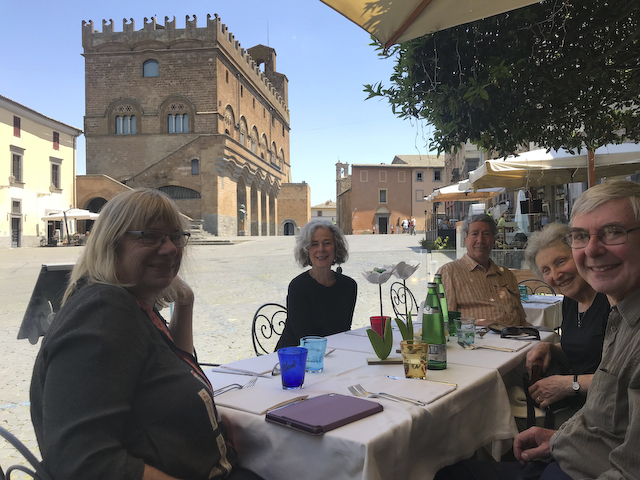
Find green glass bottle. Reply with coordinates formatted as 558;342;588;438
423;282;447;369
434;273;452;338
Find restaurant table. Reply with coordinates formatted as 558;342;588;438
522;294;563;329
205;327;557;480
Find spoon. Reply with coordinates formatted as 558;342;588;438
271;348;336;376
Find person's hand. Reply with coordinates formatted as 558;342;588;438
513;427;555;464
526;343;552;375
528;375;571;408
169;276;194;307
475;318;490;327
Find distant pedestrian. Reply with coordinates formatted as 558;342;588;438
402;218;409;234
410;217;416;235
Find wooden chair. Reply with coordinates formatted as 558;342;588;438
389;282;419;322
251;303;287;356
0;426;53;480
518;279;556;295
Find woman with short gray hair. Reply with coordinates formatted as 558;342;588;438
523;223;609;414
276;220;357;349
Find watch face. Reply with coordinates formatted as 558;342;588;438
572;381;580;392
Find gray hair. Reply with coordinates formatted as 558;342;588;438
294;220;349;268
462;213;497;237
571;179;640;224
64;188;188;304
524;223;571;279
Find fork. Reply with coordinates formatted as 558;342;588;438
457;340;514;352
214;376;258;397
348;384;425;407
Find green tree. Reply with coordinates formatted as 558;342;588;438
365;0;640;157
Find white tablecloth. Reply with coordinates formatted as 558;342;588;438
523;295;563;329
205;328;557;480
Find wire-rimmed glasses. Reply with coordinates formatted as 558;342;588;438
564;225;640;249
126;230;191;248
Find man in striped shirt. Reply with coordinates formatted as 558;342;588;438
437;214;526;327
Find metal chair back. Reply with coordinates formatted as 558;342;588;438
390;281;419;322
0;426;53;480
517;279;556;295
251;303;287;356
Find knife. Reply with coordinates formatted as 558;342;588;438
386;375;457;387
209;368;272;378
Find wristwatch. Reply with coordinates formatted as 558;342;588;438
572;374;580;395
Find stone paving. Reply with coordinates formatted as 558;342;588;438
0;233;437;473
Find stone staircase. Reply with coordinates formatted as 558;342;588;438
188;221;234;246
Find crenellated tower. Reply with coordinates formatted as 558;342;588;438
81;14;292;237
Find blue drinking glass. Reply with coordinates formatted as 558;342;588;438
300;336;327;373
277;347;308;389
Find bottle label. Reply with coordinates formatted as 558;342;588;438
428;344;447;362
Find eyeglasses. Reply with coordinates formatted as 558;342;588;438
126;230;191;248
564;225;640;249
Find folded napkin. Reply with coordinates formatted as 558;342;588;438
478;337;530;352
221;353;279;376
307;366;457;406
215;385;308;415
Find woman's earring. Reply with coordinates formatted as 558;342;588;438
336;265;343;274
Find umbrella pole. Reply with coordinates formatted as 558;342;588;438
63;212;71;246
379;284;383;319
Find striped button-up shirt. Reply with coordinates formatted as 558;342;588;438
437;254;526;326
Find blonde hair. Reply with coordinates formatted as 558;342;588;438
571;179;640;224
64;188;188;304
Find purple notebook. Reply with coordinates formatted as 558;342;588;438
265;393;383;435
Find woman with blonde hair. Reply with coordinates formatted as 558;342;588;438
31;188;262;480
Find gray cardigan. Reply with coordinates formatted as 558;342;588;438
30;283;237;480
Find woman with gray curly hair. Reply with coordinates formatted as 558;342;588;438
523;223;609;415
276;220;357;349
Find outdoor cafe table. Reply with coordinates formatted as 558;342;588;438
522;294;563;329
205;328;557;480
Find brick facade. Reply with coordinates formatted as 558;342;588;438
82;15;291;235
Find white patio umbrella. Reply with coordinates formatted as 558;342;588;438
425;181;504;202
467;144;640;191
41;208;99;222
319;0;541;51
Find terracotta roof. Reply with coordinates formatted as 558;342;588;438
311;201;336;209
392;155;444;167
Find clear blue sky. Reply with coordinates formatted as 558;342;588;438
1;0;435;206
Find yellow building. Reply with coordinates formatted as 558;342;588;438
1;95;82;248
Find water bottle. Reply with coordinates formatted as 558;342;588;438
434;274;452;339
423;282;447;370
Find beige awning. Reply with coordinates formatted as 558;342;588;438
467;145;640;190
319;0;541;50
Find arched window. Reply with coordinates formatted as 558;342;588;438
115;115;136;135
158;185;201;199
168;113;189;133
191;159;199;175
143;59;159;77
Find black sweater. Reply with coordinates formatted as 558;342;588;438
276;270;357;349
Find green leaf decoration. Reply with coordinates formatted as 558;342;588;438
366;319;393;360
395;312;415;341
